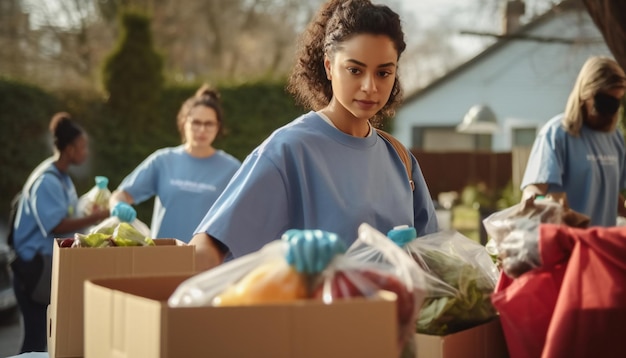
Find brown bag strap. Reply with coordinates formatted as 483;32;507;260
376;129;415;191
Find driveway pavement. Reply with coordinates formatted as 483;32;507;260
0;297;21;356
0;219;23;356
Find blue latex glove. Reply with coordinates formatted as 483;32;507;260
282;229;346;274
110;202;137;222
387;225;417;247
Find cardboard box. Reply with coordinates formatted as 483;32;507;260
48;238;195;358
84;274;398;358
415;318;509;358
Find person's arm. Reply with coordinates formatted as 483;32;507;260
52;209;109;234
108;190;137;222
189;233;226;271
109;189;135;206
521;183;548;201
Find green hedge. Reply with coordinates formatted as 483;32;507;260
0;78;304;224
0;79;62;223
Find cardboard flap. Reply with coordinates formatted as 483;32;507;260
85;275;399;358
49;240;195;358
416;318;508;358
291;299;397;358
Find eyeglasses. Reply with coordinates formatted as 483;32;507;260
188;119;219;130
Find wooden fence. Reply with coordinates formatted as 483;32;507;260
411;150;514;201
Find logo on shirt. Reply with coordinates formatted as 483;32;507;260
170;179;217;193
586;154;618;165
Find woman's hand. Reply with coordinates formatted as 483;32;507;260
110;202;137;222
282;229;346;274
189;233;225;272
521;183;548;202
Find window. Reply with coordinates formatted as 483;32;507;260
512;127;537;147
413;126;486;151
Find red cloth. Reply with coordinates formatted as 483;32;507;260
492;224;626;358
540;224;626;358
492;264;565;358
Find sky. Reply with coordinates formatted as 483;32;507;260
384;0;555;50
384;0;510;59
374;0;558;92
374;0;500;91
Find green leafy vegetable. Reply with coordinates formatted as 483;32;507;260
112;222;155;246
415;247;497;335
75;233;113;248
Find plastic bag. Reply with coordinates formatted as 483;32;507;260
77;176;111;216
170;225;422;312
483;194;590;278
89;216;151;238
483;196;563;245
402;230;499;335
169;240;307;307
71;218;154;248
482;196;563;278
169;224;422;358
346;223;428;357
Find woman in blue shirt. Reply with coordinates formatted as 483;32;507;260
109;85;241;242
522;56;626;226
12;112;109;353
190;0;439;270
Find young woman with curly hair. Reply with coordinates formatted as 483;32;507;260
190;0;439;269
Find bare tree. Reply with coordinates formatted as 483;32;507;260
13;0;114;89
583;0;626;71
104;0;314;83
0;0;30;78
3;0;565;93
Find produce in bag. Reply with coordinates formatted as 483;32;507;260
395;229;499;335
212;258;308;306
90;216;151;237
68;217;154;248
73;232;113;248
482;194;589;278
77;176;111;216
111;222;155;246
344;223;428;357
313;265;416;327
169;225;419;358
169;240;307;307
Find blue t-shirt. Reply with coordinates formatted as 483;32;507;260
13;157;78;260
195;111;439;258
118;145;241;241
521;114;626;226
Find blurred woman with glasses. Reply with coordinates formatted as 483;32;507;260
109;84;241;242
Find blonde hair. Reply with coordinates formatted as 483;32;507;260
562;56;626;136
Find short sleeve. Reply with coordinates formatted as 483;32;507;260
521;125;565;190
194;153;290;257
30;174;70;236
118;153;160;204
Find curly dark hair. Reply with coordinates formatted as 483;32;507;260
287;0;406;126
176;83;225;143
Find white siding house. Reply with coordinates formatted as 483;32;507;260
393;0;614;152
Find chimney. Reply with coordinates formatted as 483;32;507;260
503;0;526;34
